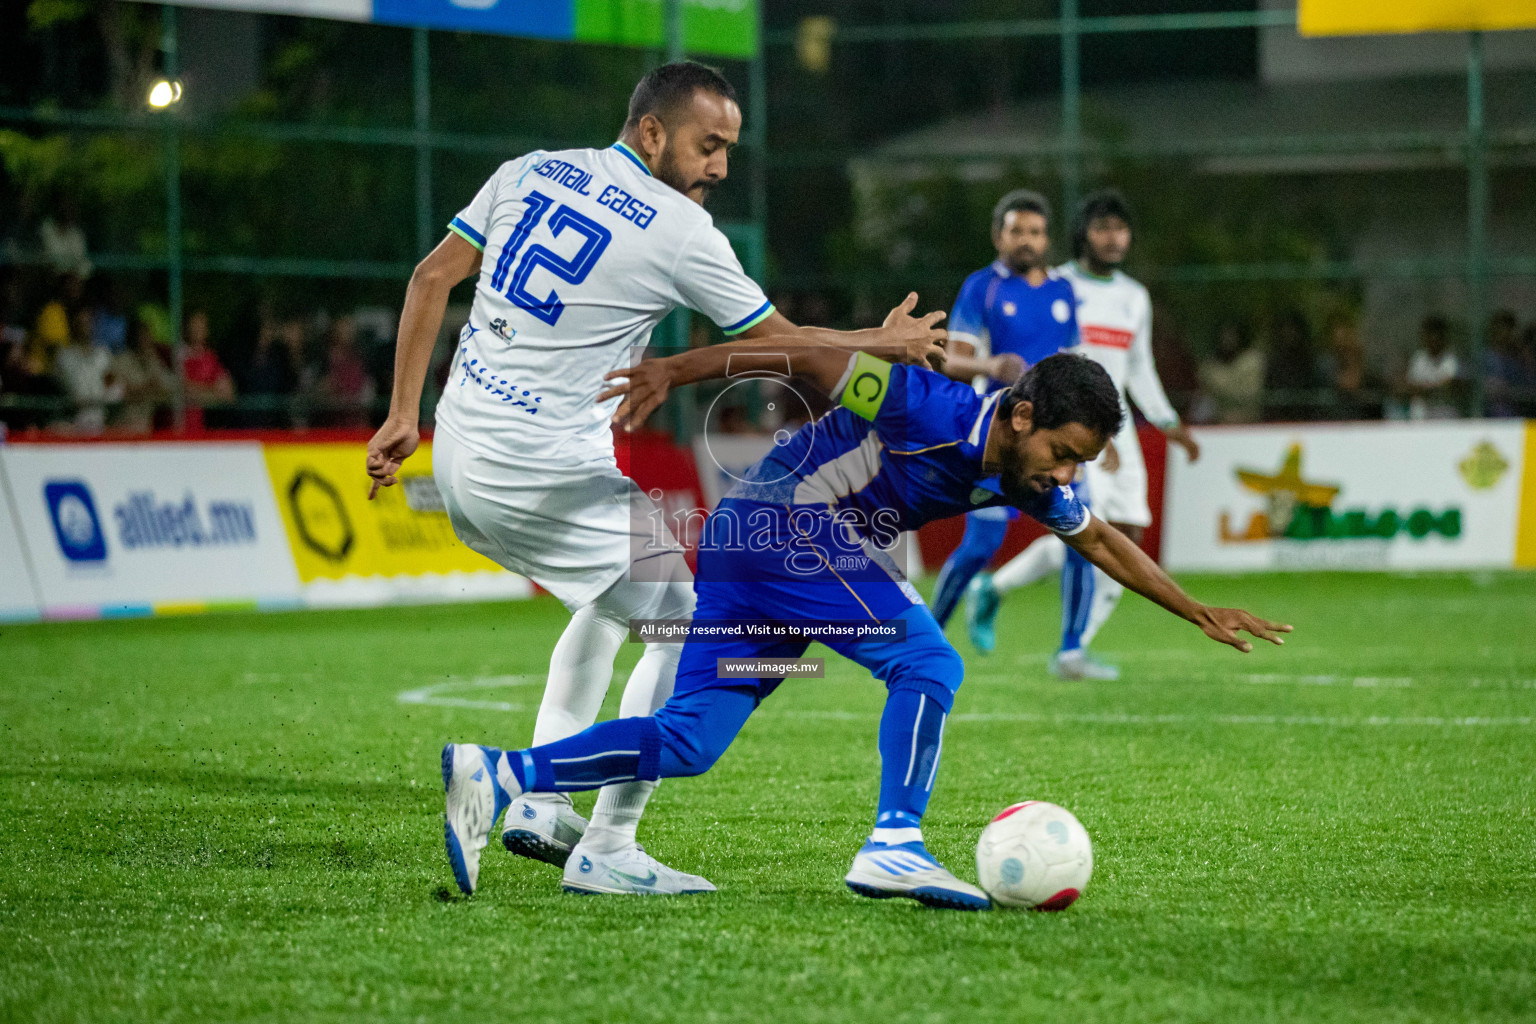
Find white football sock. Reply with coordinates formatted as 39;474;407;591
520;597;628;811
585;574;694;852
1081;569;1124;649
869;826;924;845
991;534;1066;594
532;602;626;745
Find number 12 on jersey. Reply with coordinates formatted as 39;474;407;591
488;189;612;327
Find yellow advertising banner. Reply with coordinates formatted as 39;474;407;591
263;442;500;582
1517;423;1536;569
1300;0;1536;36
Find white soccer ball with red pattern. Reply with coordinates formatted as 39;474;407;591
975;801;1093;910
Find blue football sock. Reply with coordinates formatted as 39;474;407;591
503;686;759;794
507;716;662;792
1060;545;1095;653
932;513;1008;626
872;689;947;842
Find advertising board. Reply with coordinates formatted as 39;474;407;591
262;441;530;606
1162;421;1530;572
0;444;302;616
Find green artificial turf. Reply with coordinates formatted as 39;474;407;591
2;571;1534;1023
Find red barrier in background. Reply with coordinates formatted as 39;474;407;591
916;422;1169;571
614;429;708;566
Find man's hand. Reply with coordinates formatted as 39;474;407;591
881;292;948;372
1166;423;1200;462
366;415;420;499
1101;439;1121;473
1189;606;1292;653
599;358;675;433
986;352;1026;384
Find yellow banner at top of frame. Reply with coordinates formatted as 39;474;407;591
1300;0;1536;36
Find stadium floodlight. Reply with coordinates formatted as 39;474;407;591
147;79;183;109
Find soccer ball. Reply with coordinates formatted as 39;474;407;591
975;801;1093;910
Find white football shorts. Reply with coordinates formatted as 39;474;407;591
432;428;688;611
1083;420;1153;528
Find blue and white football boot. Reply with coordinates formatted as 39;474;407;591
442;743;512;895
562;843;716;896
1049;648;1121;681
844;840;991;911
501;794;588;868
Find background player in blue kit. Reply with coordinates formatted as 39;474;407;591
931;190;1080;629
440;342;1291;907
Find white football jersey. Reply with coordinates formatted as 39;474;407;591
1058;260;1178;430
435;143;774;464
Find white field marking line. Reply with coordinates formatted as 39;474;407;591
972;671;1536;689
397;674;545;713
393;677;1536;728
1237;674;1412;687
967;670;1414;687
760;709;1536;729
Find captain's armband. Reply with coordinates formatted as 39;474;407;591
838;351;893;422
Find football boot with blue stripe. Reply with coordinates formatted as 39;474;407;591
442;743;511;895
845;840;991;911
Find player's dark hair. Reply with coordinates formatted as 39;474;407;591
991;189;1051;237
1001;353;1123;439
624;61;739;131
1071;188;1134;258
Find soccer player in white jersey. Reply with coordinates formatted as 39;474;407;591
968;190;1200;679
365;62;947;895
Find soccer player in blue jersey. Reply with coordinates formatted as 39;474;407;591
438;341;1291;907
367;61;948;896
931;189;1080;630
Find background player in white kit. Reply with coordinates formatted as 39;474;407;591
365;62;947;895
968;190;1200;678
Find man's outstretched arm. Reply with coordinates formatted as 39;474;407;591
365;232;481;498
1062;517;1292;653
599;292;947;430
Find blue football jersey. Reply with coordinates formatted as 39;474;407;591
724;356;1090;539
948;261;1079;386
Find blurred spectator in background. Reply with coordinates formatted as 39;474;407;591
0;271;27;385
39;196;92;279
31;272;82;376
1150;301;1200;419
1482;311;1529;419
1402;315;1463;420
181;310;235;432
53;308;119;435
284;315;321;426
1520;325;1536;418
89;276;129;354
319;314;374;427
242;312;301;427
1319;315;1382;420
1194;319;1265;424
1263;310;1319;421
111;317;175;435
1;271;62;432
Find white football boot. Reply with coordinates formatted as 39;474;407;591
1049;649;1121;681
442;743;511;895
501;794;588;868
562;842;716;896
844;840;991;911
